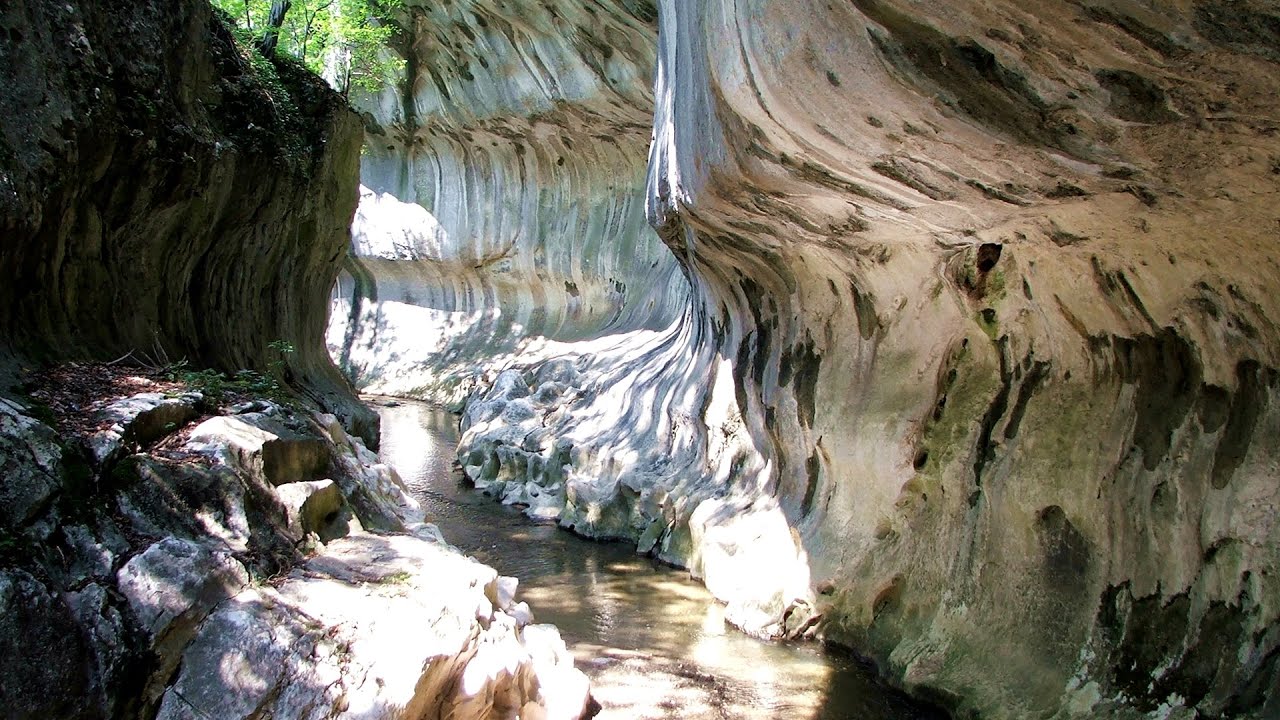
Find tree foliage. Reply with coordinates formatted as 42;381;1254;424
212;0;404;95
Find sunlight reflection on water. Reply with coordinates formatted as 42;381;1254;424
373;397;945;720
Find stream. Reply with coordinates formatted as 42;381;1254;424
373;398;945;720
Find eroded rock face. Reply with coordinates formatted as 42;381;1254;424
406;1;1280;717
327;0;688;403
0;0;595;714
0;0;373;439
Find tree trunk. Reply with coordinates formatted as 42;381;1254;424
257;0;292;54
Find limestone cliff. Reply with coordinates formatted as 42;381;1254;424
353;1;1280;717
0;0;372;437
328;0;687;402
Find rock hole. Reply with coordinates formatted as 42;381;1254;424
913;448;929;470
1036;505;1090;584
976;243;1002;272
872;577;904;619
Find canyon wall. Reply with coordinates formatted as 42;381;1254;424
0;0;372;436
436;1;1280;718
328;0;688;402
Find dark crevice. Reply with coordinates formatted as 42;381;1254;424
1004;359;1050;440
972;336;1011;488
1211;360;1271;488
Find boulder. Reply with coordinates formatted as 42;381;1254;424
275;479;350;542
156;532;592;720
187;415;330;486
116;537;249;702
85;392;201;467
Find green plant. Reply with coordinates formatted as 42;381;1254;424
377;570;413;585
267;339;296;377
212;0;406;96
159;339;300;403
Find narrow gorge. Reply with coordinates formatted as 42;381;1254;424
2;0;1278;719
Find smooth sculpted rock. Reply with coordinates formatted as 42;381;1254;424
327;0;689;404
444;1;1280;718
0;0;375;441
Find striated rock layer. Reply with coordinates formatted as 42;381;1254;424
426;1;1280;718
328;0;688;403
0;1;593;717
0;0;373;437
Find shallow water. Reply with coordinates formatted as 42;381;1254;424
373;398;944;720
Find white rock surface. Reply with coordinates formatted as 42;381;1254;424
157;532;591;720
327;0;687;404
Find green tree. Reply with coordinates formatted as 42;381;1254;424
212;0;405;96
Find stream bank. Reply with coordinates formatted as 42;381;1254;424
374;397;946;720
